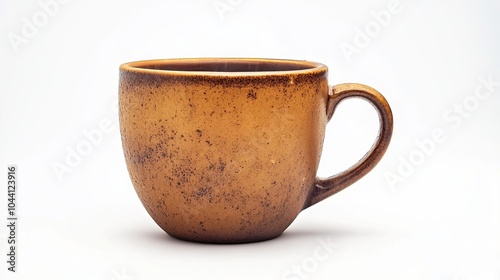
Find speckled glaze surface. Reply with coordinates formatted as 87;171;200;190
119;58;393;243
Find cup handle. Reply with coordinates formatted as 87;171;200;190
303;83;393;209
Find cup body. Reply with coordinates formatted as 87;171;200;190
119;58;329;243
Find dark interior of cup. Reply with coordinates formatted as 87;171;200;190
134;59;320;73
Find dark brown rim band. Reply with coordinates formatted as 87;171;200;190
120;58;328;77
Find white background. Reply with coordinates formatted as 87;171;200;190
1;0;499;279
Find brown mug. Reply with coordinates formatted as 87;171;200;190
119;58;393;243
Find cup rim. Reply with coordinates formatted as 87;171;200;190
119;58;327;77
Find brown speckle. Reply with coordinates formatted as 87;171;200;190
247;90;257;99
195;186;210;197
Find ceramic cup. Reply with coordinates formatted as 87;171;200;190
119;58;393;243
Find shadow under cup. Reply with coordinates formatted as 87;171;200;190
118;58;392;243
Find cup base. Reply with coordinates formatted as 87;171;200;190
166;231;284;244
